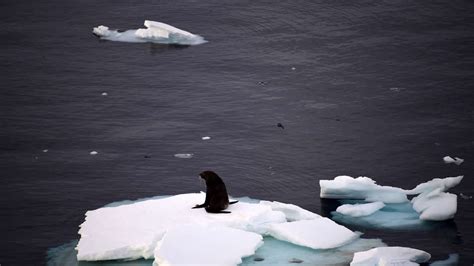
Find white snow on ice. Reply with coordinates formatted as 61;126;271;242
260;200;321;221
153;225;263;266
336;202;385;217
92;20;206;45
350;246;431;266
76;193;361;264
267;218;359;250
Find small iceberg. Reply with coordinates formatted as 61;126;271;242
443;156;464;165
320;175;463;222
92;20;206;45
350;246;431;266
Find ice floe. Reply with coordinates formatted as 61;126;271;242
92;20;206;45
153;225;263;266
89;151;98;155
174;153;193;159
336;202;385;217
443;156;464;165
321;175;464;222
350;246;431;266
76;193;363;264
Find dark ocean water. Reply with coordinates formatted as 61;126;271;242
1;0;474;265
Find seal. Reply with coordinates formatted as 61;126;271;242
193;171;238;213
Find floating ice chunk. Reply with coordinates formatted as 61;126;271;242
101;92;108;96
336;202;385;217
76;193;283;261
331;202;424;230
350;246;431;266
201;136;211;140
153;225;262;266
89;151;98;155
174;153;193;159
443;156;464;165
411;188;458;221
92;20;206;45
260;201;320;221
320;175;408;203
267;218;359;250
42;149;48;153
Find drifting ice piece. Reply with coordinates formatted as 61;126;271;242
336;202;385;217
322;175;463;221
411;189;458;221
267;218;359;250
443;156;464;165
260;200;321;221
408;176;463;221
350;246;431;266
320;175;408;203
76;193;282;261
92;20;206;45
153;225;262;266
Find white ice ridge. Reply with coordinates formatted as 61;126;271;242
443;156;464;165
350;246;431;266
92;20;206;45
320;175;463;221
336;202;385;217
320;175;408;203
76;193;360;263
153;225;263;266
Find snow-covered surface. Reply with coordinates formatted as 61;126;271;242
443;156;464;165
350;246;431;266
92;20;206;45
336;202;385;217
76;193;361;263
260;200;321;221
153;225;263;266
267;218;359;250
320;175;408;203
321;175;463;221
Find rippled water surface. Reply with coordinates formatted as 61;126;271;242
1;0;474;265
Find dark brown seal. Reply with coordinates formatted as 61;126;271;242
193;171;238;213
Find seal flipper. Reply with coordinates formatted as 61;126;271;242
192;203;207;209
205;206;231;214
229;201;239;205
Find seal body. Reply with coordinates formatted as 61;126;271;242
193;171;237;213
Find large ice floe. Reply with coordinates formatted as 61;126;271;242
75;193;382;265
320;175;463;225
350;246;431;266
92;20;206;45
